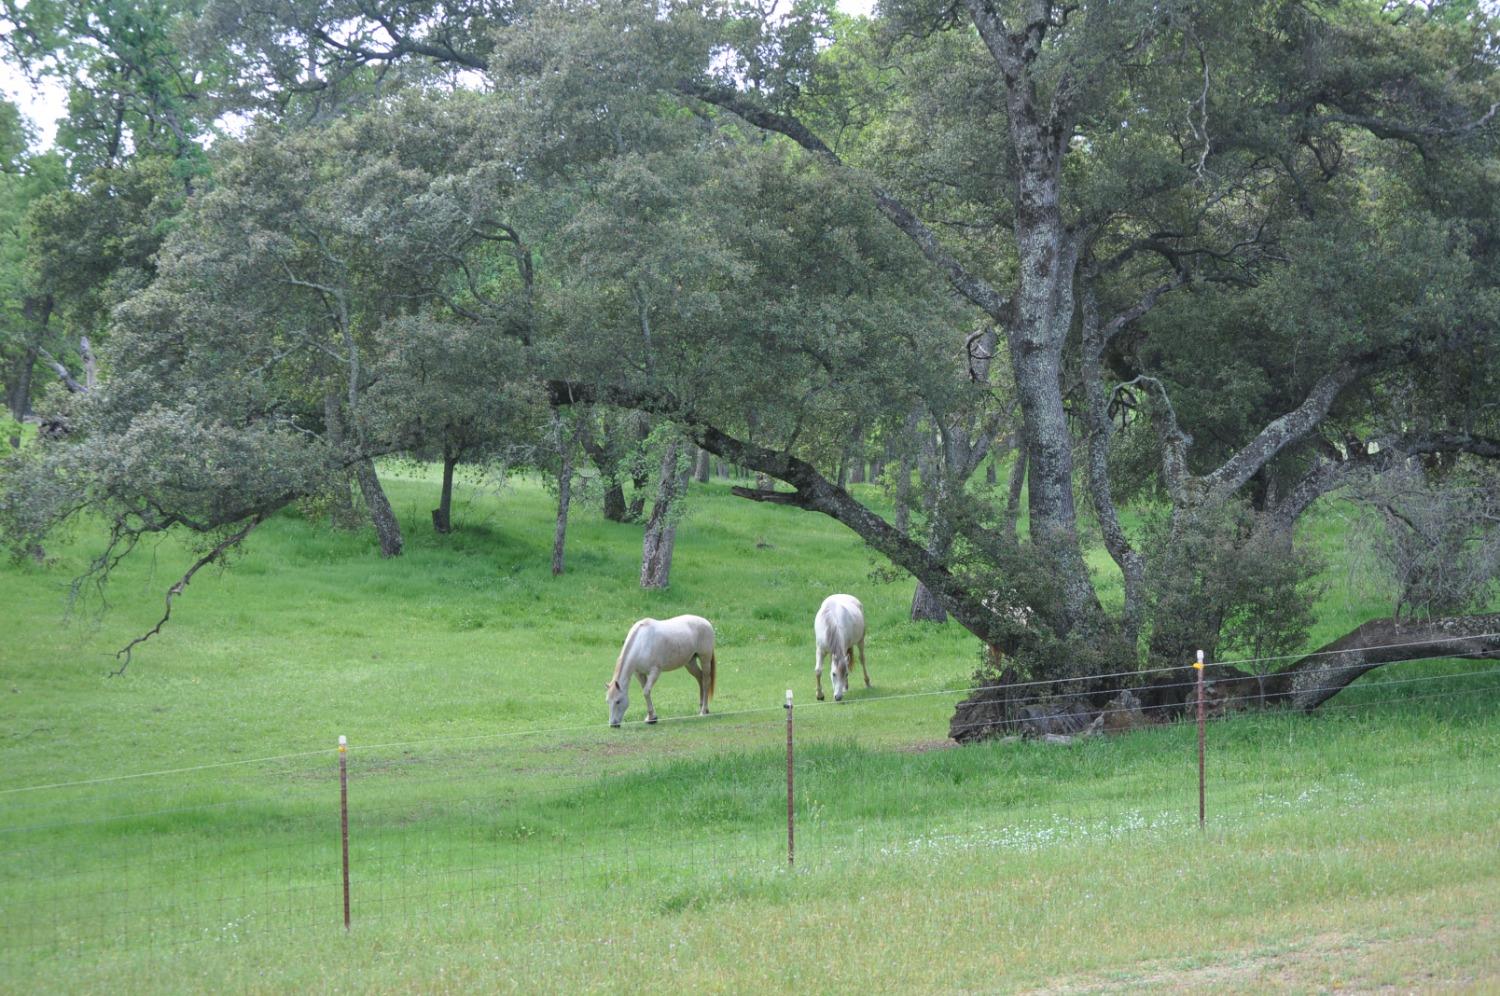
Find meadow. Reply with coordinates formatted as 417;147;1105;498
1;466;1497;993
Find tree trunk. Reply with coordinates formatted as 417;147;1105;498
893;411;919;536
9;296;51;419
626;414;652;521
693;446;711;482
6;346;37;421
602;479;628;523
1004;442;1027;541
910;487;957;623
641;439;689;589
354;457;404;557
322;392;361;528
578;410;630;523
551;455;573;576
551;413;575;575
1263;613;1500;711
432;446;458;534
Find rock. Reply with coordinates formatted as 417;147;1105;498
1101;689;1154;733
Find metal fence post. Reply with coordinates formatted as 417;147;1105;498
785;690;794;869
339;735;351;930
1194;651;1206;829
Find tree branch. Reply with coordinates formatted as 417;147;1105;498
676;81;1011;323
110;513;268;677
1200;355;1382;505
548;379;1018;648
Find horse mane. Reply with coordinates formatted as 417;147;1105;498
612;619;647;687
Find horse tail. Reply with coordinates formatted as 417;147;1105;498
706;649;717;703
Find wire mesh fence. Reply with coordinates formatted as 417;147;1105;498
2;654;1498;981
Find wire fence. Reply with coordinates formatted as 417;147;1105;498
2;654;1499;982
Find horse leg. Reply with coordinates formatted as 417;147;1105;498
858;639;870;687
641;668;661;724
815;645;826;701
686;658;707;715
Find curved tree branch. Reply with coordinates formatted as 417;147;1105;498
110;512;268;677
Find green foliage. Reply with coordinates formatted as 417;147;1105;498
1353;462;1500;620
1143;502;1324;667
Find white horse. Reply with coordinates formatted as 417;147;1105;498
814;594;868;702
606;615;717;727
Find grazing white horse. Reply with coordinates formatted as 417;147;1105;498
814;594;868;702
606;615;717;727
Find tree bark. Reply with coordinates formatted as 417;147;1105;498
626;413;651;521
6;345;37;421
432;446;458;533
551;436;574;576
9;296;51;419
354;457;404;557
322;392;361;528
1261;613;1500;711
641;438;689;589
693;446;711;482
578;411;630;523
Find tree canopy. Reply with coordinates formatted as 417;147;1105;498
3;0;1499;711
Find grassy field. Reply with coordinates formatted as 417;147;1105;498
1;466;1497;992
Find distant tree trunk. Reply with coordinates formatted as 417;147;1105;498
601;479;627;523
578;410;629;523
552;413;576;575
354;457;404;557
641;438;690;589
848;426;866;484
6;345;37;421
910;506;956;623
626;413;652;521
910;432;953;622
1004;444;1028;541
322;391;361;529
432;445;458;534
9;296;51;418
893;411;920;536
693;446;711;482
986;457;998;486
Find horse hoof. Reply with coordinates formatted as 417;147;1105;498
816;692;824;701
610;722;620;728
646;716;658;725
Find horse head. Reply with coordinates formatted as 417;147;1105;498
606;678;628;727
831;648;851;702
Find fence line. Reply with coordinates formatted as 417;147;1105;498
4;656;1498;809
3;754;1489;965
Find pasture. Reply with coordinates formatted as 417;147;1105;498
1;467;1498;992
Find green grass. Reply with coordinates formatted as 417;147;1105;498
1;467;1498;992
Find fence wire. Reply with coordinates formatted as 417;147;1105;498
2;660;1498;980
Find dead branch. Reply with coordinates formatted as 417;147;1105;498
110;513;268;677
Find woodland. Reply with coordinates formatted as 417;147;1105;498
3;0;1500;732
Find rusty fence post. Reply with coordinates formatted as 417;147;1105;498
785;689;794;869
1194;651;1206;829
339;735;351;930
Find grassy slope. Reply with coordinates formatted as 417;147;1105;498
1;467;1497;992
